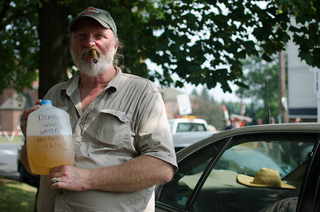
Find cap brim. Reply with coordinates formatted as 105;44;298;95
68;16;112;32
237;174;296;189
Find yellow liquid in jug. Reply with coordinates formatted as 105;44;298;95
27;135;74;175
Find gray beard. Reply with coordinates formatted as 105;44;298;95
71;48;114;77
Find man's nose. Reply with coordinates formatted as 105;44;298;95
84;34;96;47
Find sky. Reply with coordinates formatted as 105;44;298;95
146;59;241;103
175;83;241;103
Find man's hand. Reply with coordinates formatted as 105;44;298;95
48;165;92;191
20;99;42;137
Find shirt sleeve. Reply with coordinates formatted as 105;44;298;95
135;83;178;172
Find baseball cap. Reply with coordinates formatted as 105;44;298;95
68;7;117;35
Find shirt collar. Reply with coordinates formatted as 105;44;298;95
61;66;122;97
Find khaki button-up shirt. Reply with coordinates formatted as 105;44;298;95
36;67;177;212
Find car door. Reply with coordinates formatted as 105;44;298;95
296;135;320;211
156;132;319;212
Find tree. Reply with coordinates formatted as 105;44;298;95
191;88;198;96
1;0;320;97
146;0;320;92
192;95;225;130
221;100;242;118
201;86;210;102
236;56;280;123
38;0;70;98
0;1;39;93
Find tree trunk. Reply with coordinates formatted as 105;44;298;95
278;50;287;123
38;0;69;99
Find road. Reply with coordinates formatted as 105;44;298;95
0;143;21;181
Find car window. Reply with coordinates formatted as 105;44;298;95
176;123;206;132
157;133;317;212
156;138;228;210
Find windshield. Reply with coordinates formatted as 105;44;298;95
176;123;206;132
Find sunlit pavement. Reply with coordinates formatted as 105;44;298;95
0;144;21;181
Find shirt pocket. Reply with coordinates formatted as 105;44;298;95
94;109;132;149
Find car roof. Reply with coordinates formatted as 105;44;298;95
168;118;207;123
176;123;320;161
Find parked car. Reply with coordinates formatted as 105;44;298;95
168;116;214;151
17;146;38;186
169;116;210;133
155;123;320;212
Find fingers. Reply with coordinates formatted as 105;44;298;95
20;104;41;121
49;176;65;189
52;177;61;183
48;166;65;188
48;165;69;180
49;166;62;173
48;166;90;191
35;99;42;105
20;99;42;137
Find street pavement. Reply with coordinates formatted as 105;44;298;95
0;143;21;181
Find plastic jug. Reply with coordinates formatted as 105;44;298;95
26;100;74;175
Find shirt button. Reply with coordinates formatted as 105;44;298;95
59;190;63;194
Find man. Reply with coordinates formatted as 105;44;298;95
269;117;276;124
295;117;302;123
19;7;177;211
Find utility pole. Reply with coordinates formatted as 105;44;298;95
278;50;288;123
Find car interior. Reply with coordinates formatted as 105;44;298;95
157;133;317;212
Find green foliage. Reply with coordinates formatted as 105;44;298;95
0;1;39;93
236;55;280;123
246;101;264;124
191;88;198;96
280;0;320;67
201;86;210;102
191;95;225;130
222;100;242;117
1;0;319;95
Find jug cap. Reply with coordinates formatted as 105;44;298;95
41;99;52;106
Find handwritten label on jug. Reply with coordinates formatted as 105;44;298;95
38;114;60;121
38;114;63;135
44;141;62;150
37;135;63;150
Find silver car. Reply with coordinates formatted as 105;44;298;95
155;123;320;212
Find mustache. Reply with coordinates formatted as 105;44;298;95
80;47;101;59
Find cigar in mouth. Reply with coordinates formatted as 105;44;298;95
91;50;98;63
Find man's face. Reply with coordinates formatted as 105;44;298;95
71;18;117;76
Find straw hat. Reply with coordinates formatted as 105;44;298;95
237;167;295;189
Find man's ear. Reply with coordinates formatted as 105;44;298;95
114;38;119;56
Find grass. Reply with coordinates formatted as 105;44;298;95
0;136;23;144
0;176;37;212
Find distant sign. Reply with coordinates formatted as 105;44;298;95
177;94;192;115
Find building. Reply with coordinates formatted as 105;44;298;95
158;87;185;119
0;87;38;135
287;18;319;122
159;87;199;119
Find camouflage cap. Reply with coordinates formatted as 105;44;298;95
68;7;117;35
